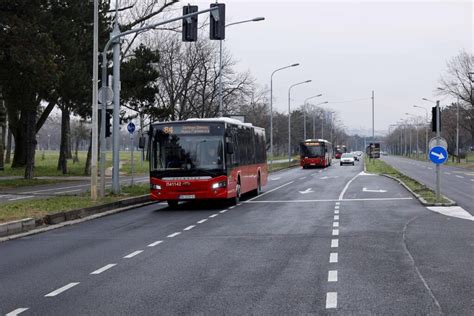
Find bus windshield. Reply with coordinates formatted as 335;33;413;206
152;133;224;172
301;143;325;157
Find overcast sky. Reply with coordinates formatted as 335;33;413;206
192;0;472;134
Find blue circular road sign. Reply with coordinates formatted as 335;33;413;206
127;122;136;134
429;146;448;164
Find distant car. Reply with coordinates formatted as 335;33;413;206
340;153;355;166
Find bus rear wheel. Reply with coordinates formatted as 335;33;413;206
254;175;262;196
233;182;241;205
167;200;179;208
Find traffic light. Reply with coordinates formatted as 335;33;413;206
431;106;441;132
105;110;112;138
210;3;225;40
182;5;198;42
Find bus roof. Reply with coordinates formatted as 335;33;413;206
303;139;331;143
153;117;264;131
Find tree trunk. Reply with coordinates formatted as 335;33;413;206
65;110;72;159
5;127;12;164
84;132;92;176
24;108;37;179
11;124;27;168
57;107;69;174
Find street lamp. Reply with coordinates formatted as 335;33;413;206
269;63;300;166
313;101;328;139
218;17;265;116
303;94;322;140
413;104;429;159
288;80;312;164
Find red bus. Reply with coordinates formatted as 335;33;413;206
335;145;347;159
300;139;333;168
149;118;268;207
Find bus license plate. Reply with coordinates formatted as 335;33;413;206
179;194;195;200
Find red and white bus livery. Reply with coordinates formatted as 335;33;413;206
149;118;267;207
300;139;333;168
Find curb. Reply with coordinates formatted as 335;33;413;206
380;174;456;207
0;195;156;242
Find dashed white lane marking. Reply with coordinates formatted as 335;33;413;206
444;172;451;175
330;253;338;263
147;240;163;247
183;225;195;231
167;232;181;238
90;263;116;275
123;250;144;258
455;175;464;179
471;179;474;182
229;206;235;209
219;209;228;213
333;222;339;227
8;195;34;201
328;270;338;282
197;219;208;224
334;215;339;220
331;239;339;248
335;202;340;205
332;229;339;236
326;292;337;309
45;282;80;297
209;214;218;218
300;177;306;180
334;205;340;209
246;197;412;203
6;308;29;316
427;167;433;170
426;206;474;221
334;210;339;214
247;181;294;202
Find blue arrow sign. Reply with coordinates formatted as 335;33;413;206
429;146;448;164
127;122;135;134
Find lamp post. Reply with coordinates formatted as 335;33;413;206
218;17;265;116
288;80;312;164
413;104;429;159
405;113;420;158
312;101;328;139
422;97;441;202
269;63;300;166
303;94;322;140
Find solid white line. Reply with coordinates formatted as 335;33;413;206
219;209;228;213
123;250;143;258
147;240;163;247
333;222;339;227
45;282;80;297
209;214;218;218
338;172;360;200
197;219;208;224
331;239;339;248
183;225;195;231
326;292;337;309
444;172;451;175
330;253;338;263
167;232;181;238
8;195;34;201
427;206;474;221
332;229;339;236
328;270;338;282
55;189;81;195
455;175;464;179
246;181;294;202
334;215;339;220
6;308;29;316
24;184;87;194
334;210;339;214
90;263;116;275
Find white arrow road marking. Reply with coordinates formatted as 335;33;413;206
431;151;445;159
269;177;281;181
363;187;387;193
299;188;314;194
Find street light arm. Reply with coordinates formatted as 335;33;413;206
226;17;265;27
304;94;323;104
271;63;300;79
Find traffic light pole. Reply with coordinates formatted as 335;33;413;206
100;6;218;195
435;100;440;203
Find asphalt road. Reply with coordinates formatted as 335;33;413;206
1;159;472;315
0;176;149;203
382;155;474;215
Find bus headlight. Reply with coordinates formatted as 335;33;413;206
212;181;227;189
151;184;162;190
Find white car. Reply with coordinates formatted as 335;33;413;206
340;153;355;166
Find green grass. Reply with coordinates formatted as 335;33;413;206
0;179;66;190
0;183;150;223
0;150;149;178
365;158;449;204
268;160;300;173
395;153;474;169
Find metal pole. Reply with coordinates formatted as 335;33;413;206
409;126;412;157
312;114;315;139
218;39;223;116
416;125;419;159
372;90;375;140
321;113;324;139
303;105;306;140
131;133;134;186
288;88;291;165
91;0;99;201
435;100;440;202
456;98;459;162
270;74;273;165
112;23;121;194
100;53;107;197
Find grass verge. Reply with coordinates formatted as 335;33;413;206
0;183;150;223
268;160;300;173
365;158;450;204
0;179;67;190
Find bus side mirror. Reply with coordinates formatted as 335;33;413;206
226;142;234;154
138;136;146;149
